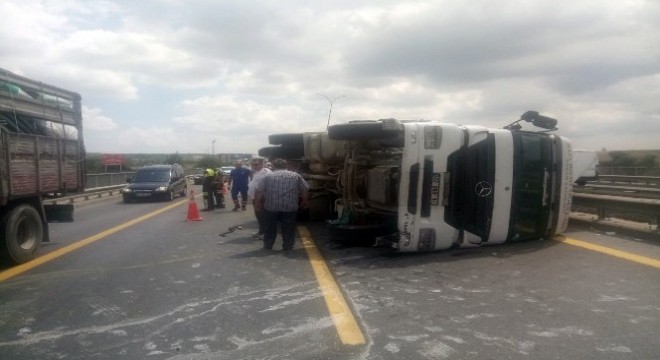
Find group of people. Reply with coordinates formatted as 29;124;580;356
201;158;310;251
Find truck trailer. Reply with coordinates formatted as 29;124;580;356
0;68;85;264
572;149;599;186
259;111;572;252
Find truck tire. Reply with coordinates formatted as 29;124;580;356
258;145;304;159
328;121;400;140
1;205;43;265
268;133;304;147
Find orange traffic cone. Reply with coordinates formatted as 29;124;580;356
186;189;203;221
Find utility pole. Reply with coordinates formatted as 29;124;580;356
319;94;345;129
212;139;216;155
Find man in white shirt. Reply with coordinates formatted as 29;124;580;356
247;157;271;238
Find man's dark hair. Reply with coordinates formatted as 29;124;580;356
272;159;287;170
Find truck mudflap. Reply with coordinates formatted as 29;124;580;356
44;203;74;222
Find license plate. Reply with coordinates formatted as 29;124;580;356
136;193;151;197
431;173;441;206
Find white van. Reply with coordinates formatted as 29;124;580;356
572;149;599;186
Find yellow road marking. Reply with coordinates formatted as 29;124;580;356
0;199;189;282
298;226;366;345
555;236;660;269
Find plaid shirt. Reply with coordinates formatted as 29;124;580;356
256;170;309;212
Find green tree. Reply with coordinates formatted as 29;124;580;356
605;152;635;167
637;154;657;168
85;154;104;173
195;154;220;170
165;152;184;165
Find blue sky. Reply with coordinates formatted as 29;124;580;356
2;0;659;154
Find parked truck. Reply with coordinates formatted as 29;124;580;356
572;149;599;186
259;111;572;252
0;68;85;264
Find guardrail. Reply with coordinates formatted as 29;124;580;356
44;185;126;205
597;175;660;185
86;172;134;188
572;193;660;232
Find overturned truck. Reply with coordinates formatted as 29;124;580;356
259;111;573;252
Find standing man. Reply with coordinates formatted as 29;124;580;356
247;157;271;238
228;160;251;211
201;168;216;211
254;159;310;251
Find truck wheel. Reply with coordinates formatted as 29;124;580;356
1;205;43;265
258;145;304;159
268;133;304;147
328;121;400;140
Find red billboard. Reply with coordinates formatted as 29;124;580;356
101;154;125;166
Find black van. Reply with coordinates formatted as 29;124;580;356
122;164;187;203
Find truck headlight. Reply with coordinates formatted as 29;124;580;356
122;188;132;193
155;187;168;192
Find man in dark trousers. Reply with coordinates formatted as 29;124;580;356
228;160;251;211
201;168;217;211
254;159;310;251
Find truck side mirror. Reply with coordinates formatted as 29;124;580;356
126;177;132;183
531;116;558;130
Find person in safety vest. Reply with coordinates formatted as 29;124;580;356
201;168;217;211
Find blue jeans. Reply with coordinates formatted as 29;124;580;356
263;210;297;250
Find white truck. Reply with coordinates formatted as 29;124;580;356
259;111;573;252
572;149;599;186
0;68;85;264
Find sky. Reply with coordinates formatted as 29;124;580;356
1;0;659;154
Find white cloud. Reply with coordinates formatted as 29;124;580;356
83;106;117;130
2;0;659;153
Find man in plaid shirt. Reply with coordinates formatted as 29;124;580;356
254;159;310;250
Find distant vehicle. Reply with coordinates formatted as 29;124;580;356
572;149;599;186
220;166;234;176
122;164;187;202
188;168;205;185
0;68;86;265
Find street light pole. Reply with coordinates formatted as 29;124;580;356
319;94;345;129
212;139;216;155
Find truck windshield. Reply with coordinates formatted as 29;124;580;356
133;170;170;183
509;132;553;240
444;134;496;240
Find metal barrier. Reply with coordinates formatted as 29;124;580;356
597;175;660;185
572;193;660;230
85;172;134;188
44;185;126;205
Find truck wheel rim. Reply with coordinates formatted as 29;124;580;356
16;215;37;250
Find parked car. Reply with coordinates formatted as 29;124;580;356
220;166;234;176
189;168;206;185
122;164;187;203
